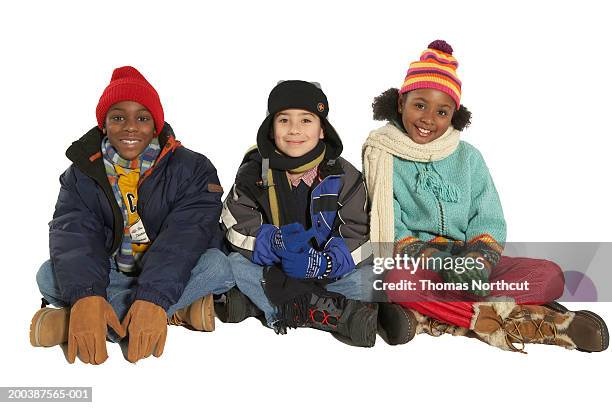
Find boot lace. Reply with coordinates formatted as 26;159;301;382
428;319;456;337
167;314;184;326
501;310;558;353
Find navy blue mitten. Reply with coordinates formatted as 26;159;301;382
272;223;316;253
277;247;332;279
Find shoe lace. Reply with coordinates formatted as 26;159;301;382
167;314;184;326
428;319;455;337
501;310;558;353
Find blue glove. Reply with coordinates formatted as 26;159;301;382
272;223;316;253
277;247;332;279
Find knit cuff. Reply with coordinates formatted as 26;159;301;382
68;286;107;307
135;286;173;311
319;252;333;279
465;234;504;268
394;236;450;259
394;236;425;257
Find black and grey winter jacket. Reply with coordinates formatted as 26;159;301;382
221;148;373;278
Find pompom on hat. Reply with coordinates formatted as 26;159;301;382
96;66;165;136
400;40;462;109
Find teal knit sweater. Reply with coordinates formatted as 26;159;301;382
393;140;506;249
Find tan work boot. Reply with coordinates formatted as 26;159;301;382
29;307;70;347
470;302;609;353
168;294;215;332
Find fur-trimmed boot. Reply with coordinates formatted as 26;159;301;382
410;308;471;337
305;294;378;348
470;302;609;353
168;294;215;332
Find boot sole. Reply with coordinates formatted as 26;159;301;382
30;308;68;347
30;308;50;347
331;307;377;348
201;294;215;332
377;303;416;346
572;310;609;352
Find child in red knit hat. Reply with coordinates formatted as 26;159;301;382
29;66;235;364
363;40;608;353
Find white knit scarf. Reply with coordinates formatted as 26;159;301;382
362;123;460;258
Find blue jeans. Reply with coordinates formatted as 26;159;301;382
36;248;235;341
228;252;379;326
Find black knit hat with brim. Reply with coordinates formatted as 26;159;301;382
256;80;343;159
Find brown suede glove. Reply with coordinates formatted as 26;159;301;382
121;300;167;363
67;295;126;365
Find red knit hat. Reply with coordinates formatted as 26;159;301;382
96;66;165;135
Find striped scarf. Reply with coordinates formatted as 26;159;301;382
101;137;161;273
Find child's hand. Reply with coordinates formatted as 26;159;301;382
121;300;167;363
272;223;316;254
67;296;126;365
423;250;453;273
277;247;330;279
439;254;491;297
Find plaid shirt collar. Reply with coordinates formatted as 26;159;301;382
289;166;318;188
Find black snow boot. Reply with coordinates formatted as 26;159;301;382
214;287;263;323
305;293;378;347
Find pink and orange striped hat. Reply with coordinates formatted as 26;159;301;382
400;40;462;109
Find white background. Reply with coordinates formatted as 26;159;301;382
1;1;611;407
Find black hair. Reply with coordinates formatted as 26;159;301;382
372;88;472;131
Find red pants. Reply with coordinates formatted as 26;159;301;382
384;256;565;328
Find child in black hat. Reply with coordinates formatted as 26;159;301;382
218;80;413;347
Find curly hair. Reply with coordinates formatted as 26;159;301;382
372;88;471;131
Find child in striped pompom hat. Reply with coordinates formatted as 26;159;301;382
400;39;462;111
362;40;608;353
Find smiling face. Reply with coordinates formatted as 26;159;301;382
273;109;324;157
398;88;455;144
104;101;156;160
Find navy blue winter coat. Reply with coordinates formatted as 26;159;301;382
49;123;223;310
